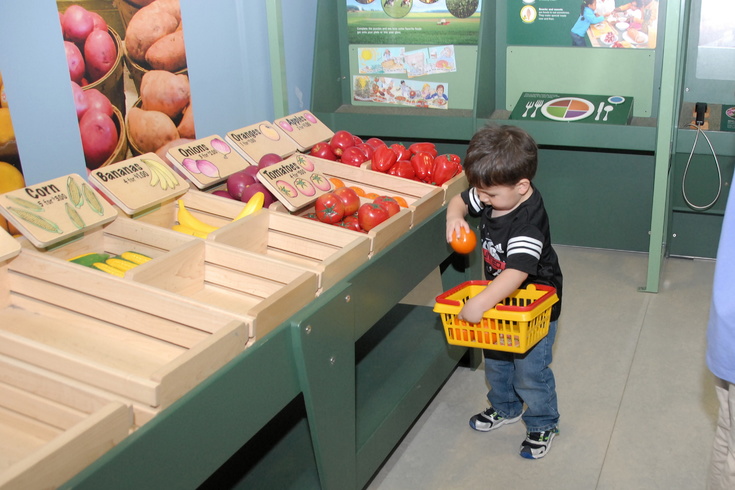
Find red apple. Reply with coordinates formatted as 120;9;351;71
329;130;355;157
310;141;337;161
340;146;368;167
365;137;386;150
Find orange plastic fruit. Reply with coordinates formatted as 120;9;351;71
392;196;408;208
329;177;345;188
349;186;366;197
450;228;477;254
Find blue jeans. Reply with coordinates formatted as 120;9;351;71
483;320;559;432
571;32;587;47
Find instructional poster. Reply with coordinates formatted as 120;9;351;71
508;0;659;49
347;0;481;45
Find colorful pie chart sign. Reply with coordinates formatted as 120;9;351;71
541;97;595;122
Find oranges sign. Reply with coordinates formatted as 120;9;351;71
450;227;477;254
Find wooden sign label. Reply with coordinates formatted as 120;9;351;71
0;174;117;248
272;111;334;151
225;121;298;165
166;135;251;189
256;154;334;211
88;152;189;215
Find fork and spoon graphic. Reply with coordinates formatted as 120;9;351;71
522;100;544;117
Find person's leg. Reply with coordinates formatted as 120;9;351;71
708;377;735;489
515;320;559;432
469;350;524;432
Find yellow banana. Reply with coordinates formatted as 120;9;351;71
92;262;126;277
233;192;265;221
120;251;152;265
172;223;209;238
106;257;139;272
176;200;219;234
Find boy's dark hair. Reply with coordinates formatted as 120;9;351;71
463;124;538;188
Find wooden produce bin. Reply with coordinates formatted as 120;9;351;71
0;249;249;411
126;238;318;339
0;354;133;490
127;188;371;293
360;161;468;206
271;197;412;257
310;157;444;227
128;187;259;236
211;209;371;292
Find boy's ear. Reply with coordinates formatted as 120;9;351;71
517;179;531;194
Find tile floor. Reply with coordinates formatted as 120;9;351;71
367;245;719;490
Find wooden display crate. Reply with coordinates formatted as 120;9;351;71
127;188;369;293
310;157;444;227
126;238;318;339
0;250;249;410
0;354;133;490
211;209;371;292
18;216;315;339
361;160;468;206
270;198;412;258
128;187;254;234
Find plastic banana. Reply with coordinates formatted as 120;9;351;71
120;251;152;265
106;257;139;272
233;192;265;221
172;223;209;238
176;200;219;234
92;262;125;277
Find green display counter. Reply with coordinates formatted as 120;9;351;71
61;207;480;489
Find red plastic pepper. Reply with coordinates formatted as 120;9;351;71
408;142;438;158
410;151;435;183
431;154;462;186
390;143;412;161
372;144;398;172
388;160;416;180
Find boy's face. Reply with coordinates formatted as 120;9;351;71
475;181;529;212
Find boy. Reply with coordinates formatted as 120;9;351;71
446;124;563;459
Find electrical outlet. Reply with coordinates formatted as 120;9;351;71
692;102;709;129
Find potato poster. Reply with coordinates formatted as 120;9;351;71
347;0;481;45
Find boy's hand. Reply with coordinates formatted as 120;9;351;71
458;296;488;324
446;218;471;243
445;193;470;242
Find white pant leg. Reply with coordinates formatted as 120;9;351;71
708;378;735;490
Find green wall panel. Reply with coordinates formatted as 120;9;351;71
535;148;655;252
506;46;656;117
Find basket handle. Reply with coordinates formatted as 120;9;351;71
435;281;557;311
434;280;489;306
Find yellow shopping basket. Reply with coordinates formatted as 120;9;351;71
433;280;558;354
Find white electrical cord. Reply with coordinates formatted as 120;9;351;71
682;123;722;210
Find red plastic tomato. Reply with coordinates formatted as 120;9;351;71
358;202;389;231
333;186;361;215
450;228;477;254
314;192;345;223
338;215;362;232
373;196;401;217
